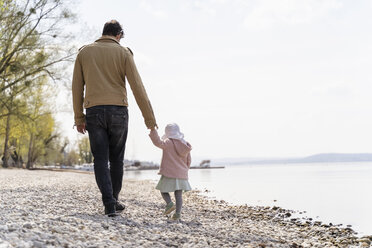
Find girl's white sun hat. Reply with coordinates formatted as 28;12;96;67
161;123;185;141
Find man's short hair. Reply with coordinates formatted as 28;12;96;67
102;20;123;37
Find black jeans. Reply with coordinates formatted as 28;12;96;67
86;105;128;207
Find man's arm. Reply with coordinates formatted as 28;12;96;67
72;55;86;133
125;51;157;129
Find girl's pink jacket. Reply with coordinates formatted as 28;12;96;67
149;129;192;180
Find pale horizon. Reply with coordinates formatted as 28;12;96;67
56;0;372;162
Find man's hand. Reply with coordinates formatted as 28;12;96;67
76;124;86;134
150;124;158;130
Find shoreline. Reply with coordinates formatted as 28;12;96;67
0;169;370;247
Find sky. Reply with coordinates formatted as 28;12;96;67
56;0;372;163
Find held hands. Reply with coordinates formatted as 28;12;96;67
149;126;158;139
150;125;158;132
149;127;156;136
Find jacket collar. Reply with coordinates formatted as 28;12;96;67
95;35;120;45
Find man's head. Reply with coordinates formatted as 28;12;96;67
102;20;124;40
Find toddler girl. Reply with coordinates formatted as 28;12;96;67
149;123;192;221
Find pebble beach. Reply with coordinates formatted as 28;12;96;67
0;169;370;248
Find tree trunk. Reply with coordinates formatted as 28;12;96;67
26;133;34;169
2;113;11;168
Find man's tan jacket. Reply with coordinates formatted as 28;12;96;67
72;36;157;129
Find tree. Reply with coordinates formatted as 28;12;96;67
0;0;75;168
65;150;79;166
0;0;11;15
24;81;56;169
0;0;75;93
78;136;93;164
1;90;24;167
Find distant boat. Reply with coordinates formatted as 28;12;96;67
124;160;159;171
74;164;94;171
190;160;225;169
124;159;225;170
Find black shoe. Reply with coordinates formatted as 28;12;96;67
115;201;125;213
104;204;117;217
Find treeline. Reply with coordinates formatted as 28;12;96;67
0;0;91;169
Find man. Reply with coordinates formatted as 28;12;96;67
72;20;157;217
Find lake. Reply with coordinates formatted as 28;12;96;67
123;162;372;236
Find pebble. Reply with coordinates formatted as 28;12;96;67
0;240;11;248
32;241;44;248
0;169;365;247
0;225;8;232
23;223;33;229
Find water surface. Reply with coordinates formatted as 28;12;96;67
123;162;372;236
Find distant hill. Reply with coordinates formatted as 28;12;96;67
211;153;372;165
299;153;372;163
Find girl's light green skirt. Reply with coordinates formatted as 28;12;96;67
156;175;192;192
